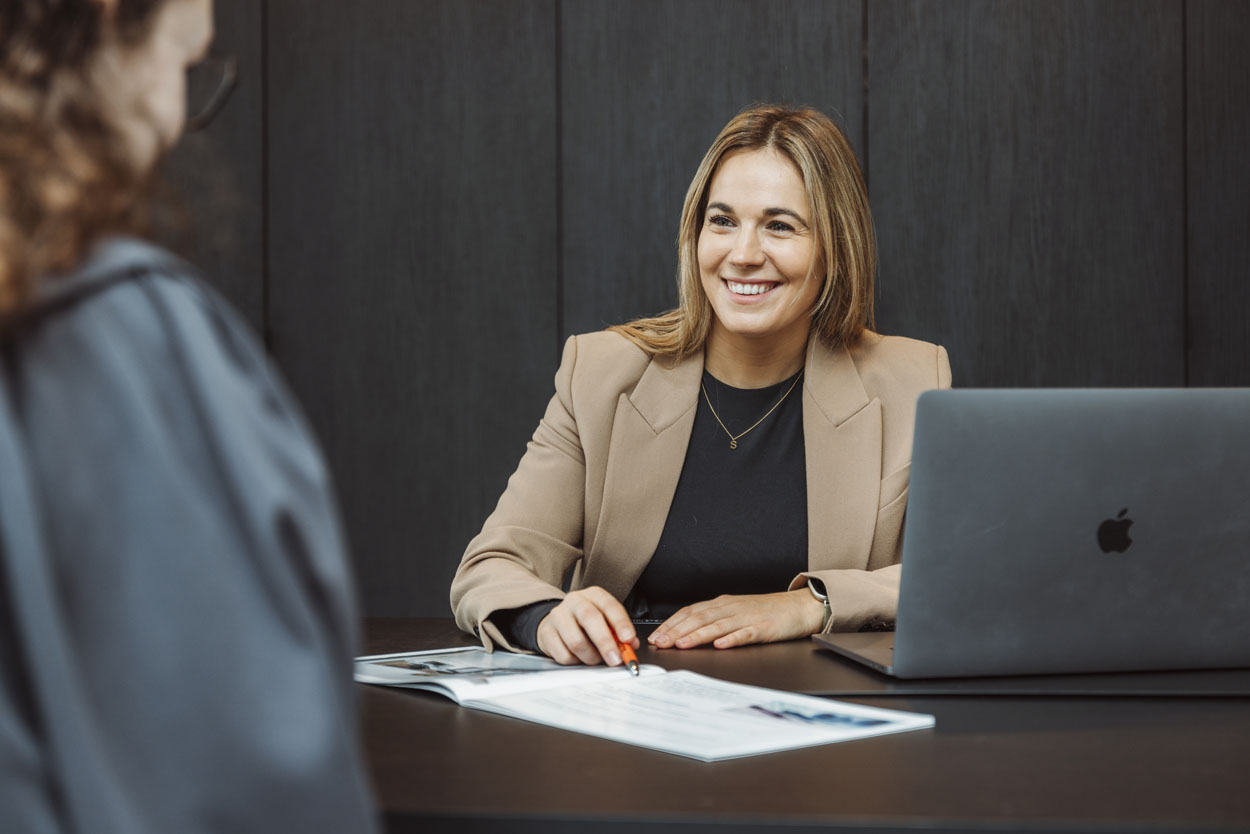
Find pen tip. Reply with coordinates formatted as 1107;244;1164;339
628;660;639;676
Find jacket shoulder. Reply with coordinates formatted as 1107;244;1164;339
559;330;653;393
568;329;651;364
846;332;951;398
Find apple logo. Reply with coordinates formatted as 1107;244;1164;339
1097;508;1134;553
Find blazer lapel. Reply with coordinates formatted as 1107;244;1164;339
803;336;883;571
584;351;702;597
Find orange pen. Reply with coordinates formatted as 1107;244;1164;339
613;628;640;676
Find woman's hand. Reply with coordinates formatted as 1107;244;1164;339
648;589;824;650
536;586;639;667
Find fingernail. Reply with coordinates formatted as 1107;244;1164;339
607;651;621;665
676;638;689;647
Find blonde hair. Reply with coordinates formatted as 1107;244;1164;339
611;103;876;356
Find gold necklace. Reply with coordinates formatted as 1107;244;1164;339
700;369;804;450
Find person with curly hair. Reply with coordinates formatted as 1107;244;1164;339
0;2;378;831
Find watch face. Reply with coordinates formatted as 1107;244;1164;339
807;579;828;601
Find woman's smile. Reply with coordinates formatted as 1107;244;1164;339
723;279;780;298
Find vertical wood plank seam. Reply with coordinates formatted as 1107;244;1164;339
1182;0;1191;386
555;0;565;361
260;0;271;352
861;0;870;193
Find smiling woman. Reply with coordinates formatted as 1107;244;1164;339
451;104;951;667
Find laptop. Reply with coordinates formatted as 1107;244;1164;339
814;388;1250;679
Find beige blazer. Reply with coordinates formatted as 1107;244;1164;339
451;329;952;651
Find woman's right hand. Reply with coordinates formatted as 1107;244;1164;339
536;586;638;667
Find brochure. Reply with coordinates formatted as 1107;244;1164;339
355;647;934;762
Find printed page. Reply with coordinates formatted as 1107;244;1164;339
354;647;663;702
470;669;934;761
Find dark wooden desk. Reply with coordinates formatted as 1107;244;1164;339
360;618;1250;834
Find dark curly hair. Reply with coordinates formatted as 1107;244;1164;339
0;0;169;315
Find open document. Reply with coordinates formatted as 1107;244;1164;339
355;647;934;762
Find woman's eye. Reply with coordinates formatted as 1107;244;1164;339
707;215;734;228
766;220;795;233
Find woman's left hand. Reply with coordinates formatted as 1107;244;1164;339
648;589;824;650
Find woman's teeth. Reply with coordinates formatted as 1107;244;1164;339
727;281;776;296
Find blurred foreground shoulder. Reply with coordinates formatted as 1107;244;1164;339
0;237;378;834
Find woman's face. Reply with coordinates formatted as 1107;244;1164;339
697;147;821;349
91;0;214;170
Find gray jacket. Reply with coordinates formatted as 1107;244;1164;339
0;239;377;833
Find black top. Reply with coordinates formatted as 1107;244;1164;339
629;367;809;619
498;367;809;650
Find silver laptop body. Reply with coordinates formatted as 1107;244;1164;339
816;388;1250;679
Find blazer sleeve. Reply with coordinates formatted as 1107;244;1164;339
790;343;952;632
450;336;588;651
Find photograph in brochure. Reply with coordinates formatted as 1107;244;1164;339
356;648;934;762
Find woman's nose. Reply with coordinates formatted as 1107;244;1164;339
729;229;765;266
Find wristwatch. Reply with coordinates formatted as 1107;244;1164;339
807;578;832;633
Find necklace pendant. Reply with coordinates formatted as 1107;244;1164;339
729;439;738;450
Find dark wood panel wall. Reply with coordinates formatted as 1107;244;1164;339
168;0;1249;616
870;0;1186;387
264;0;558;617
1187;0;1250;386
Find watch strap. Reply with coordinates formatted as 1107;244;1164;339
807;578;832;632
